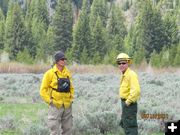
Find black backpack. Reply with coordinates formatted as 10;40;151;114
54;72;70;93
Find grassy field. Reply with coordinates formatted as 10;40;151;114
0;103;164;135
0;103;47;135
0;70;179;135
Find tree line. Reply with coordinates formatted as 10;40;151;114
0;0;179;67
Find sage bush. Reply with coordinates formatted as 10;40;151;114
0;71;180;134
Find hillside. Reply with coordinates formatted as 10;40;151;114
0;0;180;67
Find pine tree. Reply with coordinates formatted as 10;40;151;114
46;25;55;56
92;51;101;64
150;50;161;67
26;0;49;24
124;25;136;56
107;4;127;53
134;0;166;62
90;0;108;29
92;16;107;63
24;0;49;59
52;0;73;52
103;47;118;65
163;12;179;47
4;1;27;60
65;48;73;64
0;8;5;50
72;0;92;63
169;45;177;66
16;48;33;64
133;47;145;65
32;0;49;29
24;18;35;58
80;47;89;64
174;43;180;66
159;46;169;67
31;18;47;62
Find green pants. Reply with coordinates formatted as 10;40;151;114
120;100;138;135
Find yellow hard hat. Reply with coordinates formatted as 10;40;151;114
116;53;132;64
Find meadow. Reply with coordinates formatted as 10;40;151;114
0;68;180;135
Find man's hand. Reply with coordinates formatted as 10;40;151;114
125;100;130;106
50;98;53;105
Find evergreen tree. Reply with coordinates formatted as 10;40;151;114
65;48;73;64
24;0;49;59
150;50;161;67
92;16;107;63
124;25;136;56
4;1;27;60
16;48;33;64
31;18;47;62
24;18;36;58
92;51;101;64
0;8;5;50
31;0;49;29
46;25;55;56
174;43;180;66
72;0;92;63
103;47;118;65
52;0;73;52
89;0;108;28
159;46;169;67
135;0;166;62
163;12;179;47
107;4;127;53
26;0;49;23
133;47;145;65
80;47;89;64
169;45;177;66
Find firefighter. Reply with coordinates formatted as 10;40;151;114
40;51;74;135
117;53;140;135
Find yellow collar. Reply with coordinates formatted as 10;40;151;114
53;64;66;73
123;68;130;77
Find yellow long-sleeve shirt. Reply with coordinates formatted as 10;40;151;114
40;64;74;109
119;68;140;104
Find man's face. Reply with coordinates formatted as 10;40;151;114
117;60;129;73
57;58;66;67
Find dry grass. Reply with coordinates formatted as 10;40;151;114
0;62;50;73
0;62;119;74
69;64;119;74
0;62;118;74
0;62;180;74
136;64;180;74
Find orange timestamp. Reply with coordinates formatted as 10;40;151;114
140;113;168;120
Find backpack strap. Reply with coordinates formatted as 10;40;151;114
55;72;59;79
55;71;69;79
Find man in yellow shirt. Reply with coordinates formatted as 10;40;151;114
117;53;140;135
40;51;74;135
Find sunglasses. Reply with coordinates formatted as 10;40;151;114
117;62;127;65
60;58;66;61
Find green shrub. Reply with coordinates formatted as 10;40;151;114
16;49;33;64
23;123;49;135
0;115;16;131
